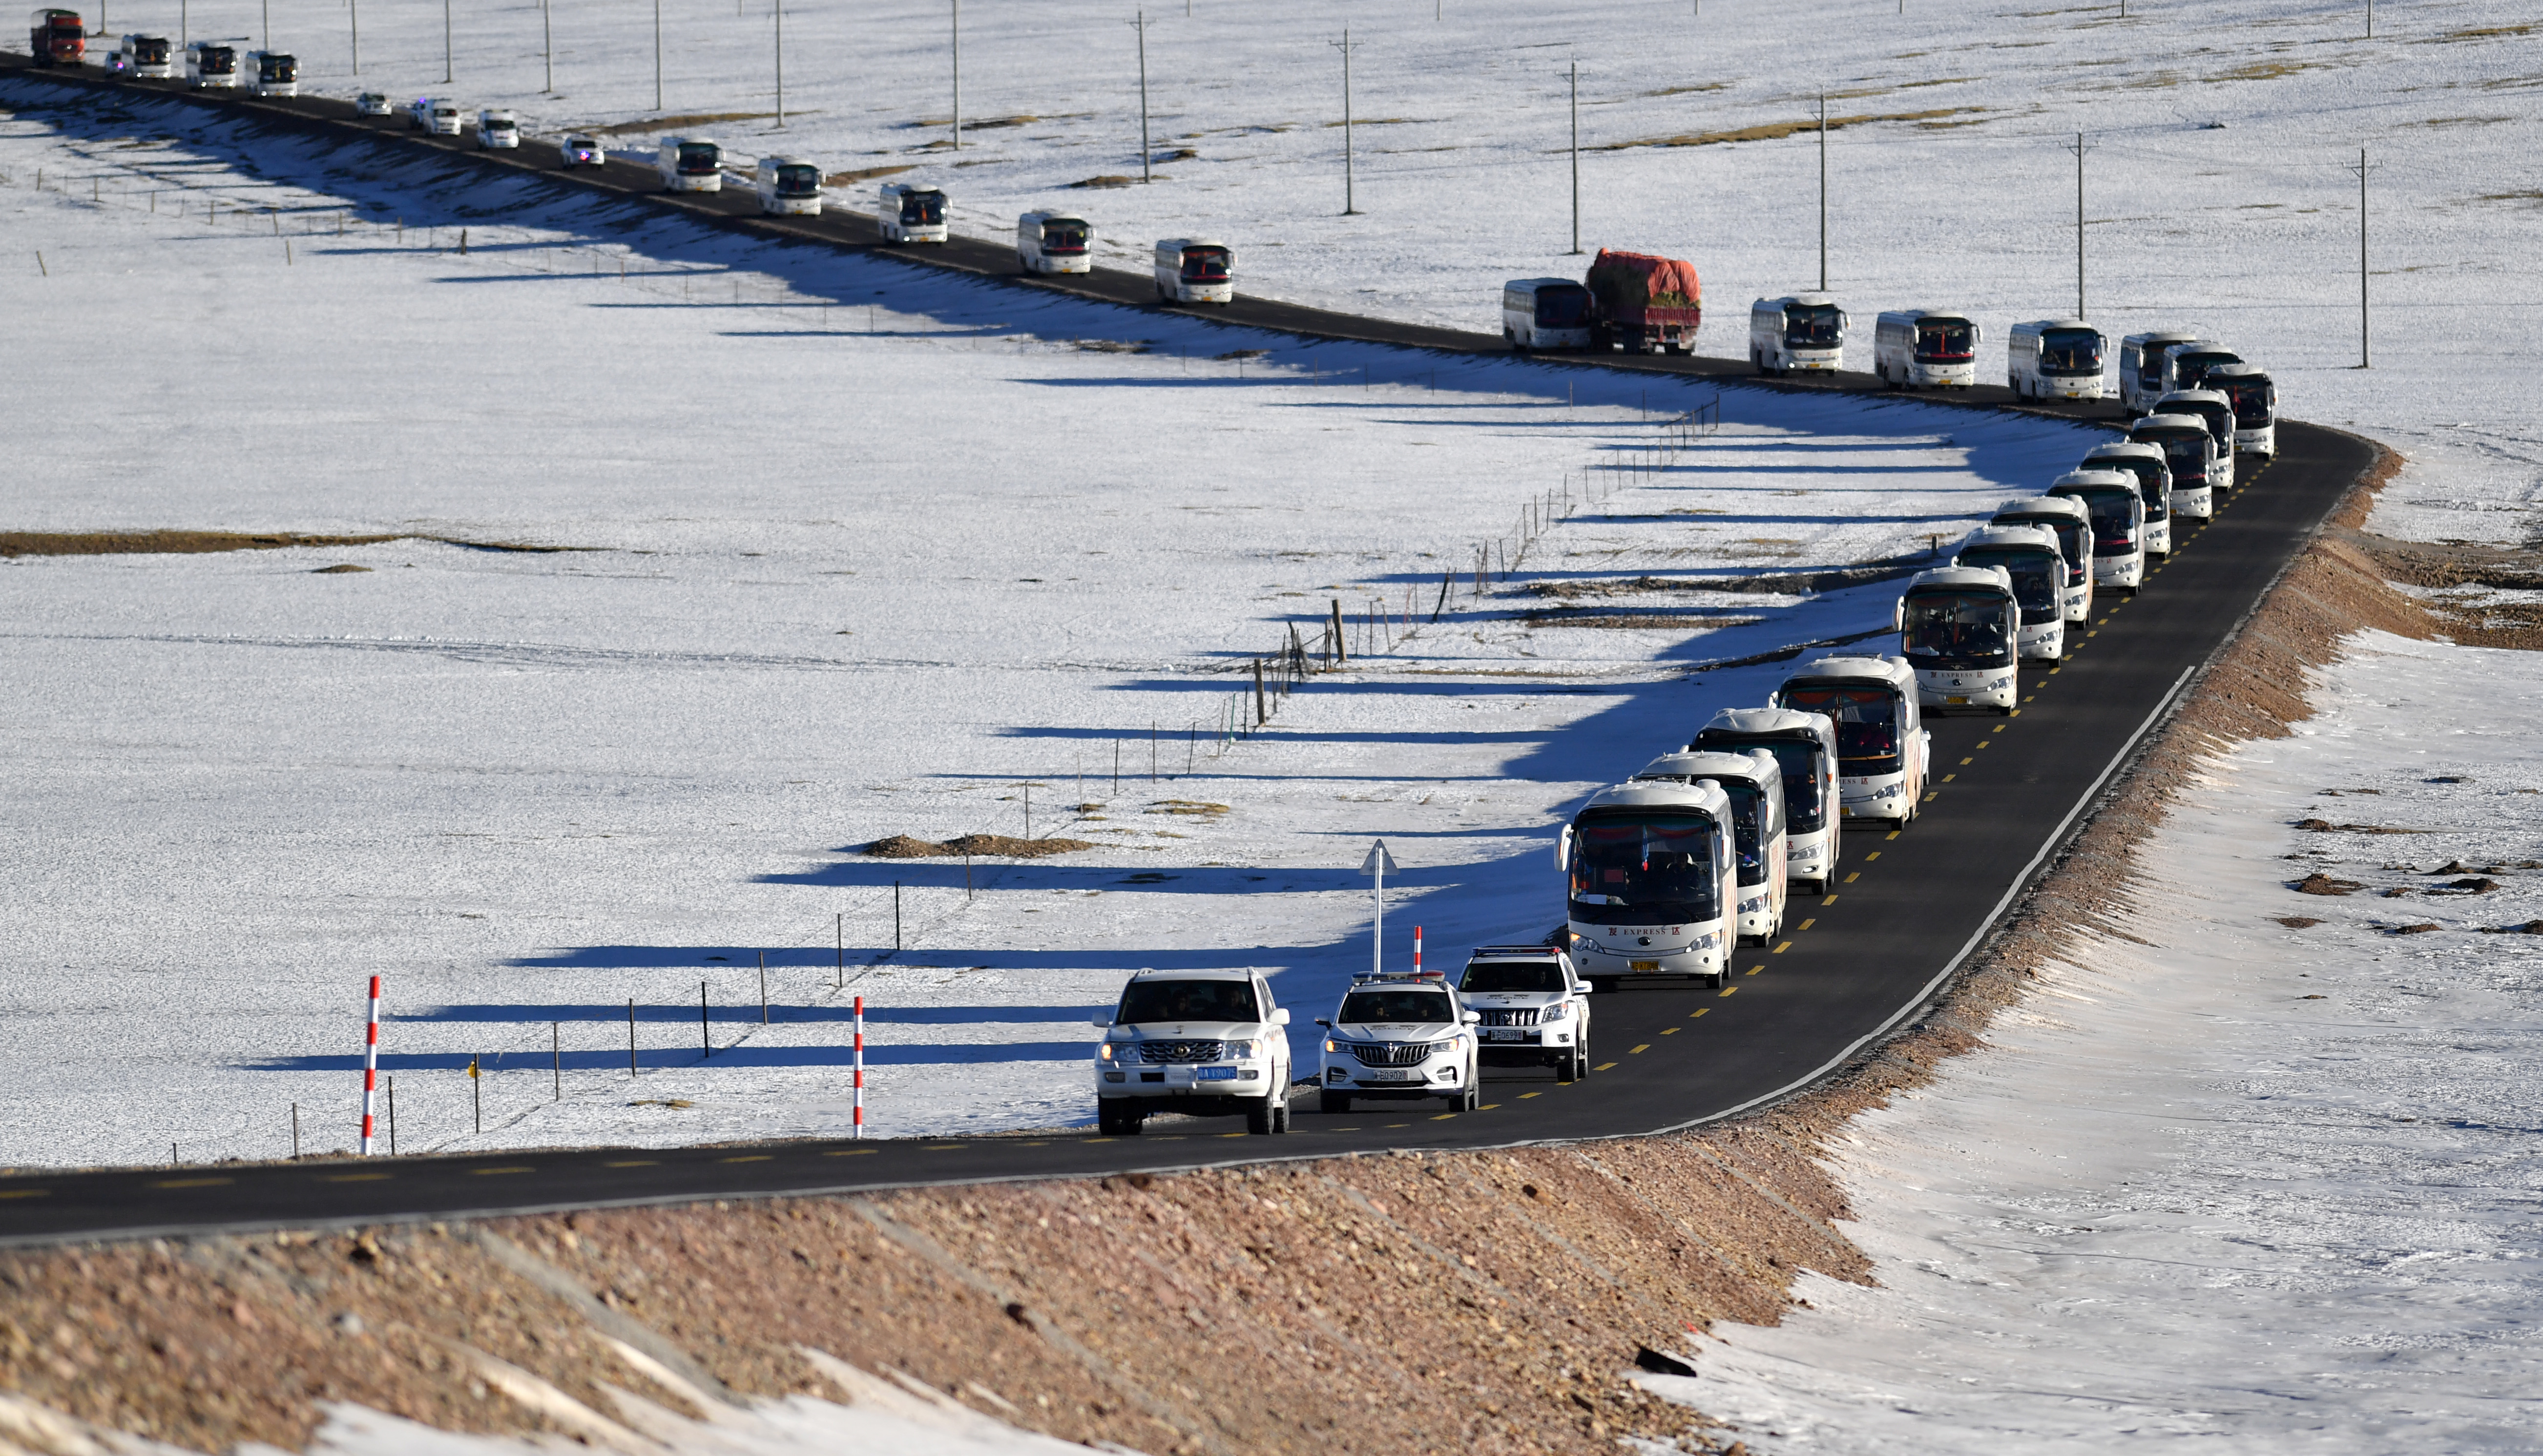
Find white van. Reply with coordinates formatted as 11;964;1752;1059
2007;318;2106;402
1560;779;1738;990
1952;525;2067;661
1873;309;1980;389
2162;339;2242;396
754;155;822;215
408;96;463;134
878;182;947;243
2049;469;2147;593
1751;294;1846;374
2204;362;2277;459
1692;707;1842;895
1017;210;1092;273
1502;277;1595;352
2120;330;2201;416
1773;656;1929;828
1632;749;1789;946
2128;414;2219;520
1894;566;2021;713
184;41;240;87
2155;389;2238;493
656;137;723;192
2081;441;2173;556
116;34;174;78
1989;496;2095;624
245;49;297;96
475;108;519;149
1154;238;1234;305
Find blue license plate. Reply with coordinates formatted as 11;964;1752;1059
1198;1066;1237;1081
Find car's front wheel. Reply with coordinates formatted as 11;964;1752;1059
1245;1093;1278;1135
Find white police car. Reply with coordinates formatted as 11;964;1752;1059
1315;970;1481;1114
1456;946;1594;1082
559;134;606;169
1092;969;1292;1136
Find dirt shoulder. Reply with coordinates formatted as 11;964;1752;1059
0;440;2472;1456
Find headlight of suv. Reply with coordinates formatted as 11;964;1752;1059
1539;1001;1569;1023
1097;1042;1117;1062
1224;1040;1255;1060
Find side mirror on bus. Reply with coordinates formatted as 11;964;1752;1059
1555;824;1574;871
1893;597;1906;631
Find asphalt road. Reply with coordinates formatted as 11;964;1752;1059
0;57;2377;1246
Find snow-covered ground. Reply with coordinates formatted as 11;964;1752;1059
1658;630;2543;1451
0;90;2095;1165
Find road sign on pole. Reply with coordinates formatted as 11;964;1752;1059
1360;840;1399;978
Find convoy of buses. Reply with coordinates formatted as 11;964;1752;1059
1555;328;2276;994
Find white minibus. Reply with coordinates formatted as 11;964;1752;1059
1017;210;1092;273
2081;441;2174;557
475;108;519;149
246;49;296;96
2049;469;2147;593
1989;496;2094;624
878;182;947;242
657;137;724;192
1692;707;1841;894
1895;566;2020;713
2204;362;2277;460
2155;389;2238;493
2007;318;2106;402
117;33;173;77
2128;414;2219;520
1750;294;1846;374
1874;309;1979;389
1154;238;1234;305
185;41;240;87
1632;749;1788;946
2162;339;2242;396
1502;277;1595;352
1559;779;1738;990
1772;656;1930;829
1953;525;2067;660
755;156;823;215
2120;330;2200;416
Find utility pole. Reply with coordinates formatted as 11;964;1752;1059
2066;132;2091;317
1331;30;1361;215
542;0;552;93
1568;58;1581;254
1817;93;1829;292
261;0;267;50
950;0;962;151
349;0;358;73
1131;10;1151;183
774;0;784;126
2365;0;2374;38
653;0;663;109
2349;147;2371;367
443;0;452;83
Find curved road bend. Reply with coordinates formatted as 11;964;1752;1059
0;58;2378;1246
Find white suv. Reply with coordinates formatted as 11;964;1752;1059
1093;970;1292;1136
1456;946;1594;1082
1315;972;1481;1114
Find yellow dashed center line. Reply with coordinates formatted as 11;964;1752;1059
1772;941;1793;954
1630;1044;1650;1054
825;1149;877;1157
1823;894;1839;905
323;1172;392;1183
1799;918;1816;931
1719;986;1737;998
1662;1027;1680;1035
1593;1062;1618;1071
471;1166;536;1177
721;1155;772;1164
0;1189;50;1200
156;1178;230;1189
1519;1091;1542;1100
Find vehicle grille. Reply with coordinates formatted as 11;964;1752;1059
1476;1008;1541;1027
1346;1040;1446;1067
1133;1040;1223;1064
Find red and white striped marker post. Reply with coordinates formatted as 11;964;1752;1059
852;995;865;1139
1414;925;1423;977
359;975;382;1156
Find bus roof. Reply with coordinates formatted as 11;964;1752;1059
1696;706;1837;754
1783;653;1915;694
1755;292;1839;309
2051;468;2137;493
2131;413;2212;437
1633;749;1778;791
1906;565;2014;596
1958;523;2062;555
2083;440;2167;463
2204;361;2267;381
1878;308;1973;326
1994;494;2089;522
1581;778;1730;817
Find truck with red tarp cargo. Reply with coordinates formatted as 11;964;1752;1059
1583;249;1702;354
28;7;83;64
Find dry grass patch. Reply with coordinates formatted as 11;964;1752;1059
585;110;783;136
863;833;1095;858
1601;106;1983;149
0;530;585;559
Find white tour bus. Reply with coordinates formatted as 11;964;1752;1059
1692;707;1842;894
1873;309;1980;389
656;137;723;192
1952;525;2067;661
878;182;947;243
1016;210;1092;273
2128;414;2219;520
754;155;823;215
2120;329;2201;416
2007;318;2106;402
116;34;173;77
2081;441;2174;557
1631;749;1789;946
1750;293;1847;374
1894;566;2021;713
1559;779;1738;990
184;41;240;87
1772;656;1930;829
1502;277;1595;352
2155;389;2238;492
1989;496;2095;624
1154;238;1234;305
2204;361;2277;459
245;49;297;96
2162;339;2242;396
475;108;519;149
2048;469;2147;593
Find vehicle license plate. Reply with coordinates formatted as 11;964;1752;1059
1364;1069;1418;1082
1198;1066;1236;1081
1482;1029;1528;1043
1947;695;1968;705
1629;960;1660;972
